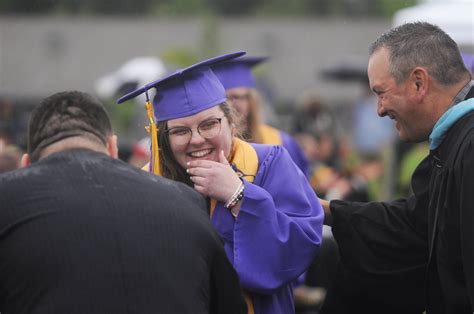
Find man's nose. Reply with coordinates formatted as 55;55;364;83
376;99;386;117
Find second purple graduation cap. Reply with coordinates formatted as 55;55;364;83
211;56;268;90
461;52;474;75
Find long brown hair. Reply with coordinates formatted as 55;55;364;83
157;101;239;187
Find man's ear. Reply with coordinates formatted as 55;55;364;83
20;153;31;168
107;134;119;159
411;67;429;100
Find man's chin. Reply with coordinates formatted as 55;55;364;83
398;132;427;143
398;130;412;142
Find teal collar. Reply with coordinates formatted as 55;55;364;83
429;98;474;150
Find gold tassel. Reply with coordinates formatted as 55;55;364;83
145;99;160;175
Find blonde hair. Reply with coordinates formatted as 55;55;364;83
242;89;264;144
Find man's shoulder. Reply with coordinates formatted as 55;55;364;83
435;111;474;168
446;111;474;148
124;164;194;194
122;165;207;211
0;165;39;190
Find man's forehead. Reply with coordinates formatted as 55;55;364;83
368;48;389;68
368;50;391;80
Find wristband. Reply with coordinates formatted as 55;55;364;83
224;181;245;210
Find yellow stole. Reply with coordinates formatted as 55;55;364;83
143;138;258;314
257;124;282;145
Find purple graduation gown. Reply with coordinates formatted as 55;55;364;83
211;144;323;314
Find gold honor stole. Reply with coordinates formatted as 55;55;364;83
258;124;282;145
143;138;259;314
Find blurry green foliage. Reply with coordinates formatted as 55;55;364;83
102;98;136;136
398;142;429;196
151;0;209;15
159;15;219;67
256;0;309;16
207;0;259;15
0;0;419;17
376;0;417;17
161;48;200;68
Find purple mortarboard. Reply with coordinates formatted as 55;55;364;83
211;56;268;90
117;51;245;175
461;52;474;74
117;51;246;121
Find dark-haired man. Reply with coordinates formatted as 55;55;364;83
0;91;246;314
320;22;474;314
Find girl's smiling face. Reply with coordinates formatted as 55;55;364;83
166;105;234;169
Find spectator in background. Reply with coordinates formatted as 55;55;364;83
291;93;358;313
293;113;383;314
323;152;384;202
293;89;336;138
291;86;388;313
128;136;151;168
0;90;246;314
0;145;22;173
211;56;310;177
462;52;474;75
0;132;9;151
317;57;393;201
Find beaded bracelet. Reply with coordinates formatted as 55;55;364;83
229;188;244;217
224;181;245;210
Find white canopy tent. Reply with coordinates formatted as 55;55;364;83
393;0;474;49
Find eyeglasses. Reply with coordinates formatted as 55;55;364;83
165;117;224;145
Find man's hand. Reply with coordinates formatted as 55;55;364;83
319;198;333;226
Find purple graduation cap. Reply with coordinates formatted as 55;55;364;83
461;52;474;75
211;56;268;90
117;51;246;122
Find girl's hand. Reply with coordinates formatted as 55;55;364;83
187;150;241;202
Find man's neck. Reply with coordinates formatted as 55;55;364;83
38;136;109;160
450;79;474;106
429;78;472;123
